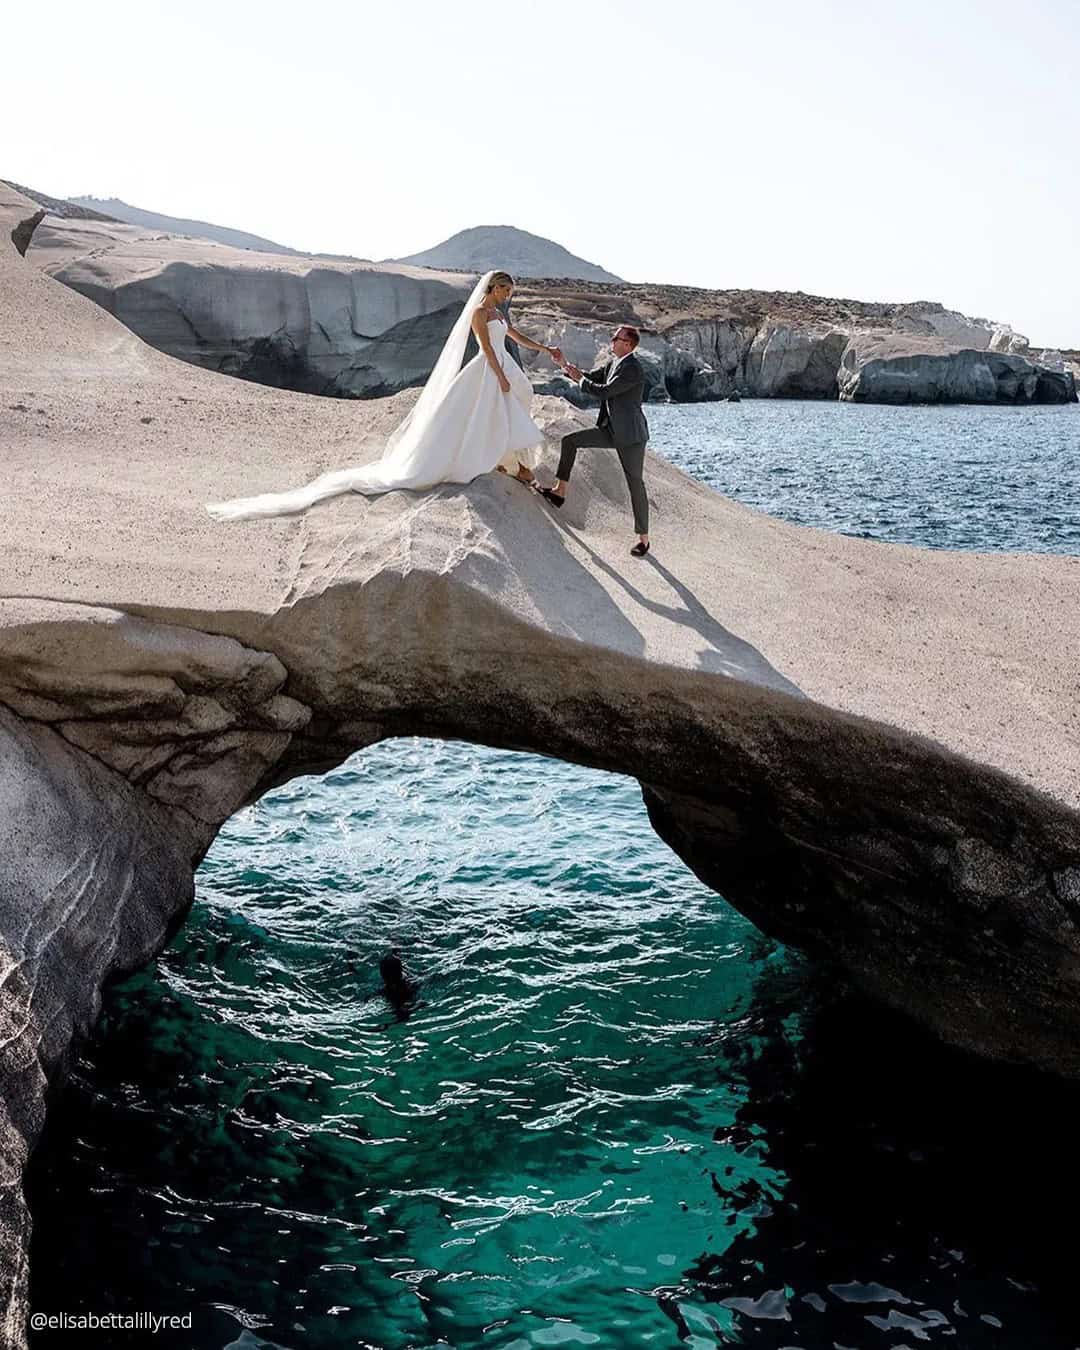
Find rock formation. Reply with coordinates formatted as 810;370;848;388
508;279;1076;405
836;333;1079;404
29;212;1075;406
3;176;1080;1345
1042;346;1080;385
29;213;474;397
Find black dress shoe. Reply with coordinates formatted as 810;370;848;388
630;540;650;557
539;487;566;509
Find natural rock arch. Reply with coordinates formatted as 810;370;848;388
3;178;1080;1346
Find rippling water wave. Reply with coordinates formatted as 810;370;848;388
28;401;1080;1348
653;399;1079;554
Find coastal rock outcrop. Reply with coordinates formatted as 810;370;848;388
510;282;1076;405
28;214;474;397
27;213;1076;406
3;177;1080;1345
836;333;1078;403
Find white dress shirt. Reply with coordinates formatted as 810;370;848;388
581;353;623;387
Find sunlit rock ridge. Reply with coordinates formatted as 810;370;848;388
16;184;1074;405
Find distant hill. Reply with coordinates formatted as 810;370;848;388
68;195;303;256
20;189;619;283
7;182;120;223
391;225;622;283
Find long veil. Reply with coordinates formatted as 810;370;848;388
205;269;497;520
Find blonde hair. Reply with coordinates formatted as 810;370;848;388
486;271;514;291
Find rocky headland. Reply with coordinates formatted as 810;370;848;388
3;178;1080;1343
508;274;1076;405
20;190;1076;406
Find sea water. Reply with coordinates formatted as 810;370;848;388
27;400;1080;1348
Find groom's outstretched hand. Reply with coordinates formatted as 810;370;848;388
563;363;583;381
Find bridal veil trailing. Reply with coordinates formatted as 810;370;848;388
205;269;543;521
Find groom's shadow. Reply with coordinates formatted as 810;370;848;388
577;531;801;693
479;473;800;696
295;447;798;699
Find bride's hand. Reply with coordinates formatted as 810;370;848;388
547;346;563;364
498;374;511;393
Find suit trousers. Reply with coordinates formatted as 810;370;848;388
557;427;649;535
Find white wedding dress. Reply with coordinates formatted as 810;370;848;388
205;270;544;521
383;314;541;488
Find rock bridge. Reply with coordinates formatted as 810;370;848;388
3;181;1080;1345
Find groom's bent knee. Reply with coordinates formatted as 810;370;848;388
561;430;590;452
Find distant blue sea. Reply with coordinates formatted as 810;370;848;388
656;399;1079;554
28;400;1080;1348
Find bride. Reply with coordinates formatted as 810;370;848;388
205;269;563;520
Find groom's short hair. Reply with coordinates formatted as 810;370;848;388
617;325;640;347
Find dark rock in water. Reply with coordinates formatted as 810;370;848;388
378;952;419;1021
379;951;405;983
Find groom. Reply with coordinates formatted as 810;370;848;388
539;325;651;557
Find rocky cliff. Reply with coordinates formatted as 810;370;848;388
508;277;1076;405
25;208;1076;406
28;213;474;397
3;176;1080;1342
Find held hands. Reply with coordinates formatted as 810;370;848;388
537;341;583;381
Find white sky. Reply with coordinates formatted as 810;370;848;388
6;0;1078;345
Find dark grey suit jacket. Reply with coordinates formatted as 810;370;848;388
580;353;649;448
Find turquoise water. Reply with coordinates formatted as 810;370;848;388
28;401;1080;1348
